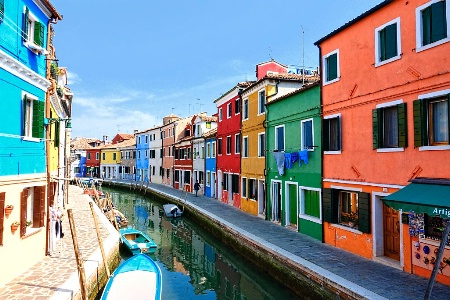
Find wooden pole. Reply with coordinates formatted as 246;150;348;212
424;221;450;300
67;209;88;300
106;194;119;231
89;202;110;277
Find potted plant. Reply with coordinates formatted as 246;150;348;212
11;221;20;232
4;204;13;217
26;220;32;227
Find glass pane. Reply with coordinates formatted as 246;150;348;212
329;117;339;150
432;100;449;143
382;106;398;147
303;121;313;149
276;127;284;150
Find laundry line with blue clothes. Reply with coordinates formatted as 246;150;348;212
272;149;310;176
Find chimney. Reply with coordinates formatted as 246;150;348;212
103;135;108;144
134;129;138;134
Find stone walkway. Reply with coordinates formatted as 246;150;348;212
0;186;119;300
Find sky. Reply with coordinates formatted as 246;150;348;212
50;0;383;141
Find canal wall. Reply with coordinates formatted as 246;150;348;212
104;181;372;300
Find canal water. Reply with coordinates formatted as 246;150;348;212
103;187;303;300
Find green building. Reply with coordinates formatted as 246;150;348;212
265;82;322;241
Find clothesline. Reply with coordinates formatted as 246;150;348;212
270;146;317;152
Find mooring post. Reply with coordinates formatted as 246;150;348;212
67;209;88;300
89;202;111;277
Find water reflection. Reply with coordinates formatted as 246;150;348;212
105;188;302;300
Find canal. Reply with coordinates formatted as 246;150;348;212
103;187;303;300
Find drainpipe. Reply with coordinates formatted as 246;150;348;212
317;44;325;243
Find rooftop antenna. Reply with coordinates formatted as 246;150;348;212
301;25;305;85
117;124;121;132
197;98;202;113
269;47;273;60
172;107;174;114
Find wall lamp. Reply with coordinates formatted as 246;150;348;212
44;118;72;129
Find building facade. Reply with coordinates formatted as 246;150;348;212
315;0;450;284
204;129;217;198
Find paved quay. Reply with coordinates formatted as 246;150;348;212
105;179;450;300
0;185;119;300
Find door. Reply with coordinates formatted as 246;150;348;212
383;204;400;261
288;184;297;227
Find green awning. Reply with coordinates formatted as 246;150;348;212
382;182;450;217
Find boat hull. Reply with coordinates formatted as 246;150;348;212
163;204;183;218
100;254;162;300
120;228;157;255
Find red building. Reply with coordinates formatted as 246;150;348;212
214;82;253;207
86;145;103;178
174;123;193;192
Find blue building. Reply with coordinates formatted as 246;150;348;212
0;0;62;286
204;129;217;198
135;130;150;181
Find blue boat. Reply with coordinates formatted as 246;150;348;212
120;228;157;255
100;254;162;300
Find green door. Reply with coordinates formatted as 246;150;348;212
289;184;297;225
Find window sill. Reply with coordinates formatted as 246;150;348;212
376;147;405;153
22;136;41;143
419;145;450;151
374;55;401;68
416;37;450;53
331;223;362;234
23;41;48;55
323;77;340;86
299;214;321;224
22;227;42;239
324;150;341;155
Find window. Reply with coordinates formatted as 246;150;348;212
102;153;106;160
235;98;240;114
322;188;370;233
113;153;117;161
96;152;99;160
206;171;211;186
274;125;284;151
145;135;148;143
22;94;44;139
20;186;45;236
150;150;155;158
301;119;314;150
219;108;223;121
227;103;232;118
258;133;265;157
201;145;205;158
242;136;249;158
22;7;46;54
375;18;401;66
373;101;407;149
235;134;240;154
241;177;247;197
175;170;180;182
212;141;216;157
324;115;342;152
217;138;222;155
323;50;339;84
152;166;155;176
414;94;450;147
138;136;141;144
243;99;249;120
232;174;239;194
226;136;232;155
88;153;91;160
145;150;148;158
258;90;266;114
248;179;257;200
206;143;210;158
416;0;449;51
0;0;4;23
206;122;211;129
184;171;190;184
300;189;321;219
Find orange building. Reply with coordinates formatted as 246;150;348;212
315;0;450;284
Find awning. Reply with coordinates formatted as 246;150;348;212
383;182;450;217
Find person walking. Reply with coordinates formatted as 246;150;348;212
194;181;200;197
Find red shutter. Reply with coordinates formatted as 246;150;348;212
34;186;45;227
21;189;28;236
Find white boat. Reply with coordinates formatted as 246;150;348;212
162;204;183;218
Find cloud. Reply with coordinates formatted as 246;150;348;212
66;71;81;85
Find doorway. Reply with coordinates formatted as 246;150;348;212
383;204;400;261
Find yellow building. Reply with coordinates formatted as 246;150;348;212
100;145;121;179
240;64;305;216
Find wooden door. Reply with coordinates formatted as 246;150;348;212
383;204;400;260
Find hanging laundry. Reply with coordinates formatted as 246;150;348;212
273;151;285;176
299;150;309;166
284;152;299;169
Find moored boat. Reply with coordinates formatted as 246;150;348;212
120;228;157;255
100;254;162;300
163;203;183;218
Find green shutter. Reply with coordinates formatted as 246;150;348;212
357;192;371;234
0;0;5;23
397;103;407;148
54;120;60;147
372;108;380;149
327;53;337;81
431;1;447;43
413;99;424;147
422;6;431;45
32;100;44;139
323;119;330;151
322;188;338;223
34;21;44;47
385;23;397;60
22;7;29;41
